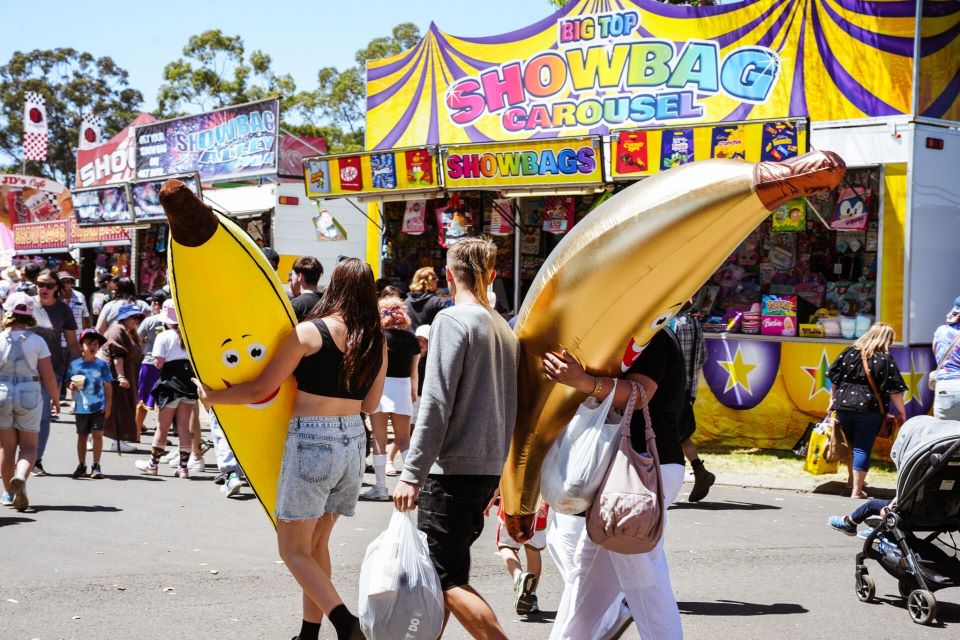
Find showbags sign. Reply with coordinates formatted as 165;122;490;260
135;98;279;182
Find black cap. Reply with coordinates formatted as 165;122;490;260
261;246;280;269
150;289;168;304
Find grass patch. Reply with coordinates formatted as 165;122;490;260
697;446;897;487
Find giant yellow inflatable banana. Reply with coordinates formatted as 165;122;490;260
502;151;846;535
160;180;296;527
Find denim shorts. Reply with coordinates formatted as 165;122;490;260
275;415;366;521
0;378;42;433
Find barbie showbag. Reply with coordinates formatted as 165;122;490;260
358;510;444;640
540;380;622;514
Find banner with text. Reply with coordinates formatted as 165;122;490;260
441;137;603;190
132;174;201;222
303;147;438;198
73;185;133;226
610;118;807;179
366;0;958;149
14;218;130;253
135;99;279;182
76;113;156;188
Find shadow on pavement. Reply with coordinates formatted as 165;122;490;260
101;474;164;482
813;481;895;499
30;504;122;514
0;516;35;527
677;600;807;616
872;595;960;626
518;610;556;624
670;501;781;511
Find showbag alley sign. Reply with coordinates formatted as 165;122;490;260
446;10;779;135
135;98;279;182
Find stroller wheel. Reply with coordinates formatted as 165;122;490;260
907;590;937;625
855;574;876;603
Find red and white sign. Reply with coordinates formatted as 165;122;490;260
76;112;155;188
23;92;48;162
78;112;104;151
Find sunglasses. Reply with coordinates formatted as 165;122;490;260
37;282;58;290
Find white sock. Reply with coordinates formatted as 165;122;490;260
372;454;387;487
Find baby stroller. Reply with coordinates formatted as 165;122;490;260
854;416;960;625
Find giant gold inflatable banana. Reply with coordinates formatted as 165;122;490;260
502;151;846;536
160;180;296;527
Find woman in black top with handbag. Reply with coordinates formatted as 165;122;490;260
827;322;907;499
195;259;386;640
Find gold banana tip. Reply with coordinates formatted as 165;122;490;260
159;179;218;247
754;150;846;210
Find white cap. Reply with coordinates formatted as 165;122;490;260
415;324;431;339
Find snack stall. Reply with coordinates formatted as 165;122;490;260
350;0;960;451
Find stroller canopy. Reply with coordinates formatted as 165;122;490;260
891;416;960;472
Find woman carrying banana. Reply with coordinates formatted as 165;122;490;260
195;258;387;640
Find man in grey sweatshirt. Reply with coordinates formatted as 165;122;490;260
394;238;518;639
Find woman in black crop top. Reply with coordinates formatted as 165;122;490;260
195;258;386;640
361;296;420;501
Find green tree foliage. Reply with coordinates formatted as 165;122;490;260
0;48;143;186
285;23;421;153
157;29;295;117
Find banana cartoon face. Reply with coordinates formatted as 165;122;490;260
218;334;279;409
161;180;297;527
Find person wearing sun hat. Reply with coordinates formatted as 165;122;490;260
101;303;145;450
932;296;960;420
0;293;62;511
134;304;201;478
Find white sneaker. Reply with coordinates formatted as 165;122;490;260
134;459;158;476
187;455;205;473
222;474;243;498
360;485;390;501
165;450;181;467
108;440;137;453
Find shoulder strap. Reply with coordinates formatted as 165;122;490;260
861;351;886;415
935;330;960;372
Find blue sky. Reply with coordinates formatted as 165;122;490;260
1;0;555;113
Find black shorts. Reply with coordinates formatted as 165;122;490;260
417;474;500;591
678;399;697;443
76;412;105;436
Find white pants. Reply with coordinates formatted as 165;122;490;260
547;463;686;640
934;378;960;421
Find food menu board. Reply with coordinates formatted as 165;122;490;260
72;185;133;226
132;174;201;222
610;118;807;179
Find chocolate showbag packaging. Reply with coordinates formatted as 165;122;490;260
761;295;798;337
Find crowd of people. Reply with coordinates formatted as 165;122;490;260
3;248;955;640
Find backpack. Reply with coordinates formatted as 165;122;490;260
587;381;664;554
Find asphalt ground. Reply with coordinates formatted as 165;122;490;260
2;411;958;639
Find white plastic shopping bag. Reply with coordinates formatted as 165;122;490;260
540;380;623;514
358;510;444;640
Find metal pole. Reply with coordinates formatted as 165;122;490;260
513;200;521;314
911;0;923;117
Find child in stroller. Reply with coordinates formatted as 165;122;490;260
828;416;960;625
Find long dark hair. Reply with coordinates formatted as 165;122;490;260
116;277;137;301
307;259;383;394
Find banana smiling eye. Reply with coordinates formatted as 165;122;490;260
650;313;673;330
248;343;267;361
222;349;241;368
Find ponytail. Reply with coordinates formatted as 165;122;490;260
446;237;497;308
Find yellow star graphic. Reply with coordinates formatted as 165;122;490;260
718;346;758;394
902;353;925;406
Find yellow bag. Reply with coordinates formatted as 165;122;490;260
804;428;839;475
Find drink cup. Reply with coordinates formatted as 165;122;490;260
71;375;86;387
